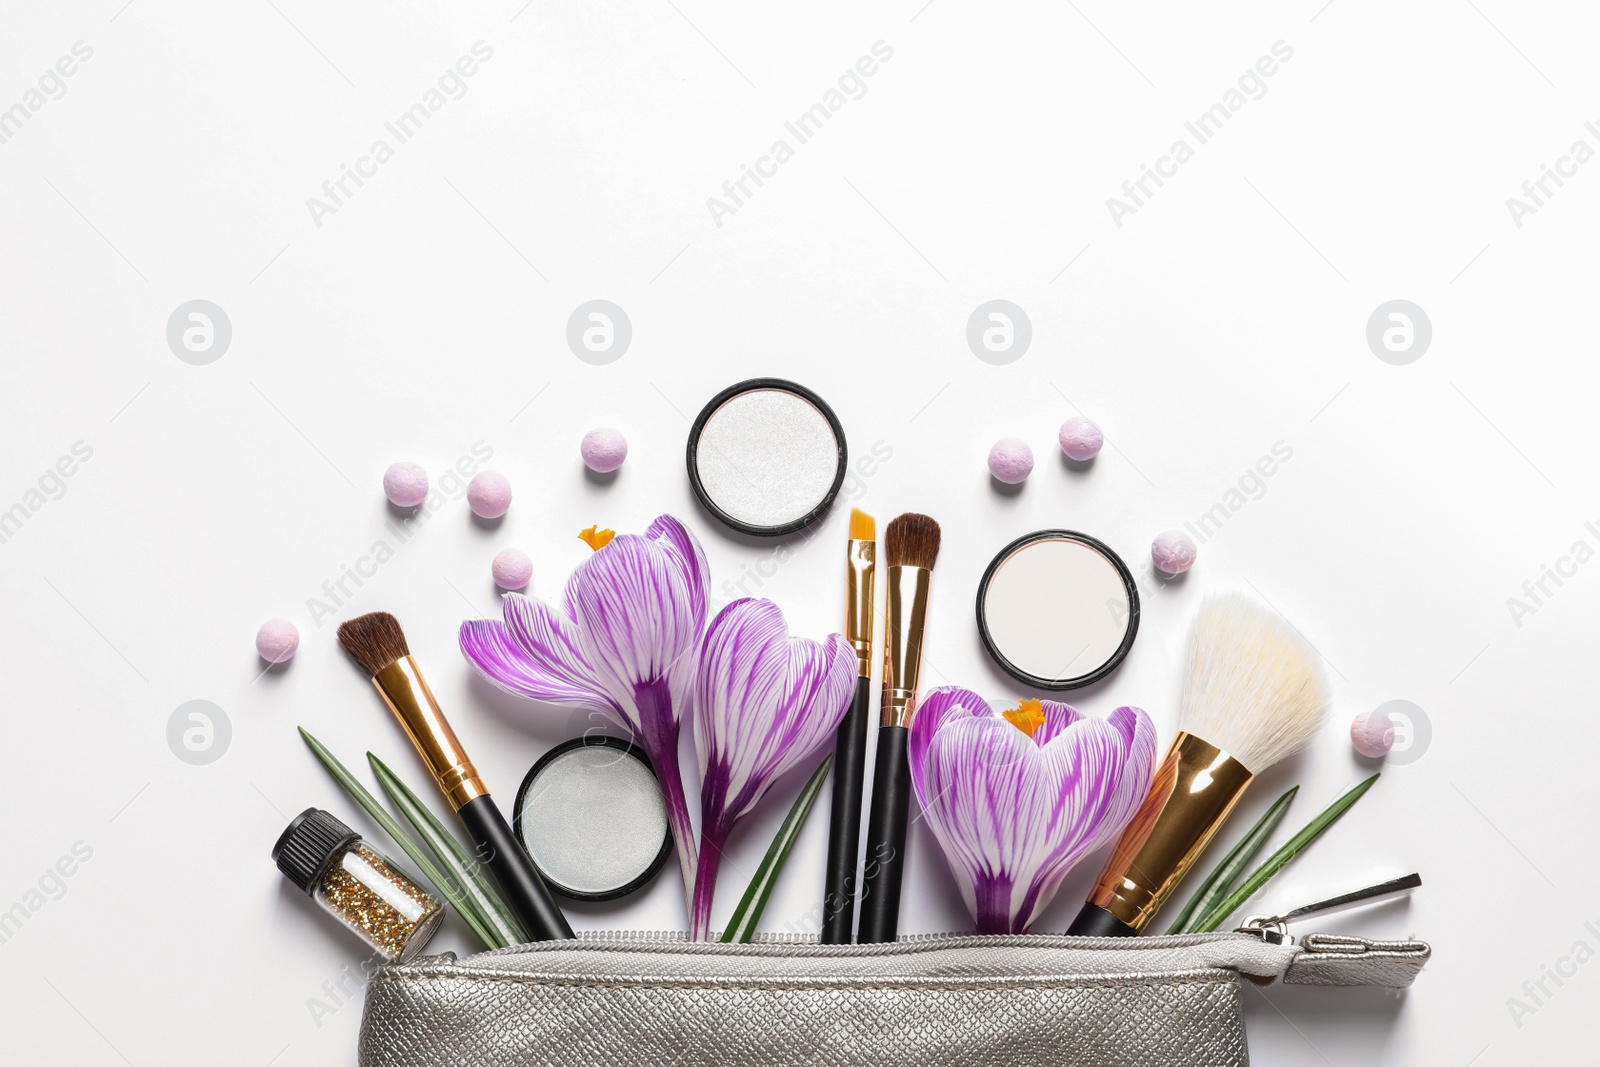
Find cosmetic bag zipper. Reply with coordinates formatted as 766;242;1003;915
382;876;1427;992
407;925;1424;988
1231;873;1423;946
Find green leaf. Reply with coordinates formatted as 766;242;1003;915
721;755;833;944
298;727;503;949
368;752;528;946
1193;773;1381;933
1167;786;1298;935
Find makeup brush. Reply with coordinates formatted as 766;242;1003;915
822;508;876;944
337;612;573;942
857;513;940;944
1068;594;1328;936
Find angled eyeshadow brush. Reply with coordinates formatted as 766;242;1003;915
822;508;876;944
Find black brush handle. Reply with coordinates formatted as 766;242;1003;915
857;724;911;943
822;677;871;944
458;794;573;941
1067;902;1138;937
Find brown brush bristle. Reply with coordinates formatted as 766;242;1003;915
884;513;941;570
337;612;410;676
849;508;876;541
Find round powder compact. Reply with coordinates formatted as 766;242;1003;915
512;736;672;901
686;378;848;537
976;530;1140;691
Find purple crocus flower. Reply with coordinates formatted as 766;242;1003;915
908;687;1157;934
691;598;854;940
459;515;709;908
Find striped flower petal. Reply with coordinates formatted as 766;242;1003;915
690;598;854;939
458;593;622;723
908;686;1156;934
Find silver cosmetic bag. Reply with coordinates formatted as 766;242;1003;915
359;930;1429;1066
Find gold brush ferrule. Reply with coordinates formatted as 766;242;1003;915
1086;732;1255;931
844;539;876;679
880;564;932;729
370;656;488;811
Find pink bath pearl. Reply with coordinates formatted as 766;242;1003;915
1151;530;1197;575
1059;417;1104;461
581;428;628;473
987;438;1034;484
492;549;533;590
383;461;429;508
468;471;512;519
1350;711;1396;758
255;618;300;664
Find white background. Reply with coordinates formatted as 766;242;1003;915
0;1;1593;1064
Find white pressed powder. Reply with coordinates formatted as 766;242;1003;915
694;387;841;529
983;537;1133;683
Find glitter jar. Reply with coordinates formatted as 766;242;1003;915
273;808;443;962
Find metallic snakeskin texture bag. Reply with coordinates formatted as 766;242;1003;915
359;931;1430;1066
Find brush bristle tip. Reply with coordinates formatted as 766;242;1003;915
336;611;410;676
849;508;876;541
1178;595;1329;773
884;512;941;570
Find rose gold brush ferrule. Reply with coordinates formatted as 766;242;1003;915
370;656;488;811
880;564;932;729
1086;732;1255;931
844;539;876;679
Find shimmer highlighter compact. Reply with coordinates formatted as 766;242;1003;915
976;530;1140;690
512;737;672;902
686;378;848;537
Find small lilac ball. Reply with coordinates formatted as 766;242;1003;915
467;471;512;519
987;438;1034;484
255;618;300;664
581;428;628;473
1059;416;1104;461
383;461;429;508
1351;710;1396;758
492;549;533;590
1151;530;1197;575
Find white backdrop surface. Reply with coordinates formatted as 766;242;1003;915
2;2;1595;1064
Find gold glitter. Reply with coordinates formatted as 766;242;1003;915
315;845;442;961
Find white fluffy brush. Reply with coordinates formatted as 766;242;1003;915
1180;594;1329;773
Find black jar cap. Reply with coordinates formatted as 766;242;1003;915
273;807;360;894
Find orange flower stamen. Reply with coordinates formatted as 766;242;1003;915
1001;698;1048;738
578;525;616;551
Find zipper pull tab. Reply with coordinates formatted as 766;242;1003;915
1235;873;1421;945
